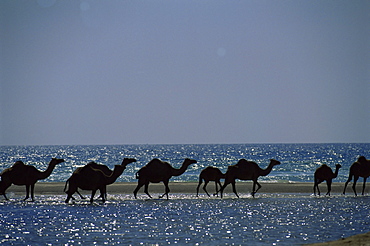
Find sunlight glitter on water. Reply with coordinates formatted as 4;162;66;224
1;143;369;183
1;194;369;245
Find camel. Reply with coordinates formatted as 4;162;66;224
196;166;225;197
133;158;197;199
0;158;65;201
220;159;280;198
343;156;370;196
65;158;135;203
72;158;137;200
313;164;342;196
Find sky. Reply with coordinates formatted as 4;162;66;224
1;0;369;145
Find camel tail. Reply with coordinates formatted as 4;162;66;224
135;171;139;179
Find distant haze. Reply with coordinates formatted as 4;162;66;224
1;0;369;145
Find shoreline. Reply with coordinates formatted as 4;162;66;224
3;181;355;196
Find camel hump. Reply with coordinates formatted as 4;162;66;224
236;159;257;167
357;156;369;164
86;161;107;169
146;158;170;168
83;161;101;170
86;161;98;166
317;164;331;171
204;166;217;171
12;161;26;169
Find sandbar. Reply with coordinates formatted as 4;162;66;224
4;181;354;196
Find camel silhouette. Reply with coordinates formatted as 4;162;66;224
343;156;370;196
0;158;65;201
196;166;225;197
220;159;280;198
72;158;137;200
313;164;342;196
133;158;197;199
64;158;135;203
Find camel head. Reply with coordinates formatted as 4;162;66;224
335;164;342;169
269;159;281;166
183;158;197;167
121;158;137;167
50;158;65;166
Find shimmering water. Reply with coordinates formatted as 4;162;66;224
1;194;370;245
0;143;369;183
1;144;370;245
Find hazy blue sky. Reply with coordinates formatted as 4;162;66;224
1;0;369;145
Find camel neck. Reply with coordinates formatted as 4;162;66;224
171;163;188;177
37;164;56;180
259;163;275;176
106;166;125;184
333;167;340;178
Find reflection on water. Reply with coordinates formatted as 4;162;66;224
1;194;369;245
0;143;369;183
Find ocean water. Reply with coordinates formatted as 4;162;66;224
1;143;370;245
0;143;369;183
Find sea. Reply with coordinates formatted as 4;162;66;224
0;143;369;245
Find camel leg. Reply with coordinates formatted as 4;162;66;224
3;193;9;200
24;185;30;201
144;183;152;199
251;180;261;197
362;177;367;195
90;190;97;203
220;183;227;198
76;190;86;199
65;194;73;203
326;180;332;196
314;180;321;196
255;181;262;193
0;182;11;200
196;179;202;197
133;180;146;199
231;182;239;198
343;175;352;195
30;184;35;202
98;188;106;201
214;180;222;197
133;184;142;199
100;186;107;203
159;180;170;199
352;176;359;196
203;181;211;197
65;185;77;203
65;189;77;203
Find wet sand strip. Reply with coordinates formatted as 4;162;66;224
4;182;353;196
